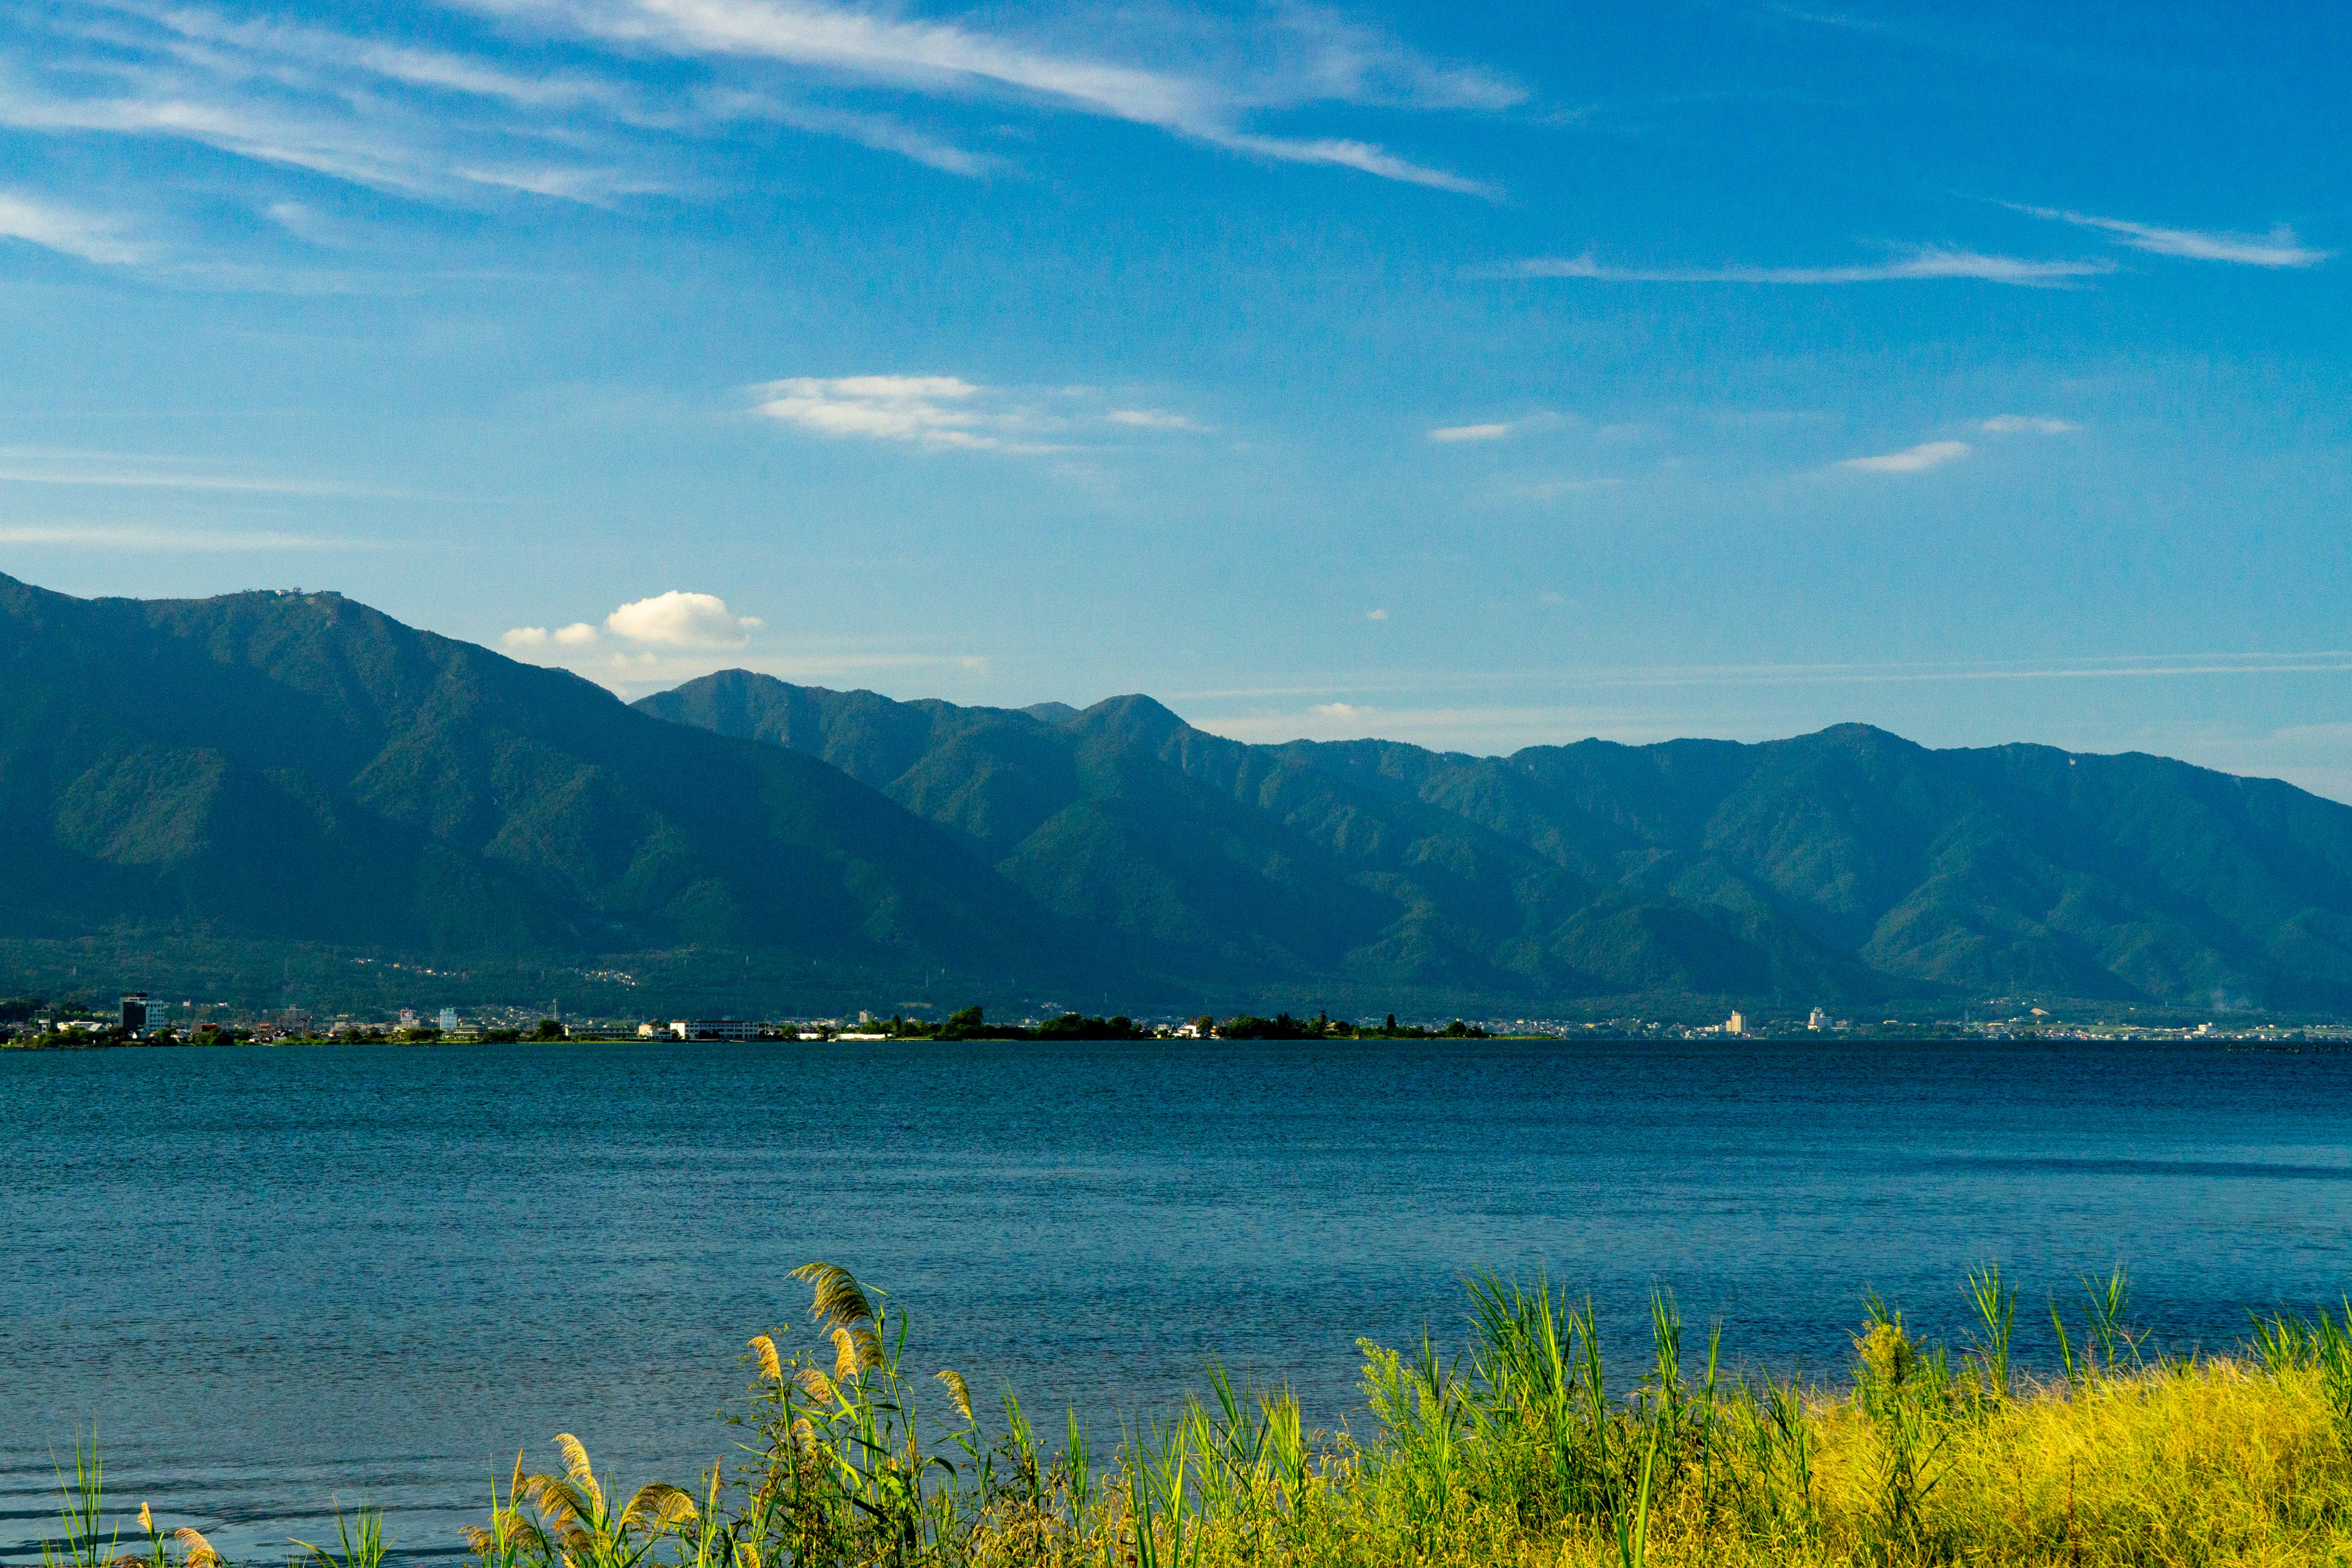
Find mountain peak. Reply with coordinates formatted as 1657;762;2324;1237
1069;693;1193;746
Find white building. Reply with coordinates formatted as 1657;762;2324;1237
671;1019;761;1041
1726;1011;1748;1035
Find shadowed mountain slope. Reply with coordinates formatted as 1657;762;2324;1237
0;576;1084;987
642;672;2352;1009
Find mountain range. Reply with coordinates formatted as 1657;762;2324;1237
7;571;2352;1017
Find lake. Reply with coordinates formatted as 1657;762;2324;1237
5;1038;2350;1561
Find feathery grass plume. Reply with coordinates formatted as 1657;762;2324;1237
110;1496;165;1568
555;1436;600;1501
793;1366;839;1406
937;1370;974;1423
748;1335;782;1383
791;1262;875;1331
168;1531;220;1568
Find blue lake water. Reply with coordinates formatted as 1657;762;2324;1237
4;1038;2351;1561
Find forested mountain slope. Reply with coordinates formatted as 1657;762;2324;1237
0;576;1086;994
643;671;2352;1009
6;571;2342;1015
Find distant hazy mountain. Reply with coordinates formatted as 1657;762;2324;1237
641;670;2352;1012
7;571;2350;1017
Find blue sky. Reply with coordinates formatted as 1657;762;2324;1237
4;0;2348;791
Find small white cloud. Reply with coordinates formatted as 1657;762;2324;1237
1366;607;1390;622
1107;409;1205;431
750;374;1085;453
1310;702;1370;719
2013;206;2329;268
505;592;758;655
753;374;995;448
605;591;760;648
1838;440;1972;473
959;655;989;673
1979;415;2078;435
0;190;144;265
1496;247;2109;287
1429;412;1561;442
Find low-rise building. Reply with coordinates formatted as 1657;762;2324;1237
671;1019;761;1041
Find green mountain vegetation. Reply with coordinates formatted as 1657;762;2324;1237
6;571;2351;1017
640;670;2352;1012
0;574;1099;1011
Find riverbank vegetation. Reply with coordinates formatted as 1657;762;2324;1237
44;1264;2352;1568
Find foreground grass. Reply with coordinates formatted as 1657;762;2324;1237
46;1266;2352;1568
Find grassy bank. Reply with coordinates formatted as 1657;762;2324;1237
43;1265;2352;1568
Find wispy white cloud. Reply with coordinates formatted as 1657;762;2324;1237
752;374;1038;451
0;453;404;495
0;522;362;549
1838;440;1972;473
1978;415;2077;435
1107;408;1205;432
1365;608;1389;622
741;97;1004;176
1177;651;2352;705
1429;412;1561;442
0;32;643;200
0;189;143;264
2013;205;2329;268
752;374;1200;455
451;0;1502;194
3;0;1513;264
1210;131;1492;195
1496;247;2112;287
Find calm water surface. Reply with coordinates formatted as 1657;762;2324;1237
4;1039;2350;1560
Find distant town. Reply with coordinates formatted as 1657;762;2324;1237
5;991;2349;1048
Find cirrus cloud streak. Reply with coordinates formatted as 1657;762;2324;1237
1491;246;2111;287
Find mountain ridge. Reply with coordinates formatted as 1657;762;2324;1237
638;671;2352;1011
4;571;2350;1016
